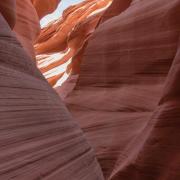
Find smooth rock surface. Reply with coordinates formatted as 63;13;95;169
0;0;16;28
100;0;132;23
13;0;60;59
32;0;60;19
13;0;40;59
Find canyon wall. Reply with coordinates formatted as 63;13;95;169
100;0;132;23
0;0;16;28
0;1;104;179
13;0;61;58
0;0;180;180
13;0;40;59
64;0;180;179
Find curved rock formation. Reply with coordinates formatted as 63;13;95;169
32;0;60;19
35;0;112;90
64;0;180;179
0;0;16;28
11;0;60;59
13;0;60;59
100;0;132;23
0;1;103;179
1;0;180;180
13;0;40;59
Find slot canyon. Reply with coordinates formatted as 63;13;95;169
0;0;180;179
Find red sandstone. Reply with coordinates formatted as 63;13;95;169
0;0;180;180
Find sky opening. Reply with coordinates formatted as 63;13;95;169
40;0;84;28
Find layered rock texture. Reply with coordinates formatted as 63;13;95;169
0;0;180;180
64;0;180;179
35;0;112;91
0;1;103;179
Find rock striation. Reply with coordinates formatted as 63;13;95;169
0;0;180;180
0;1;104;179
64;0;180;179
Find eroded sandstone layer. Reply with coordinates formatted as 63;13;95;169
0;0;180;180
64;0;180;179
0;1;104;179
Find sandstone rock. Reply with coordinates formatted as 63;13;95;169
13;0;40;59
1;0;180;179
0;2;104;180
32;0;60;19
100;0;132;23
0;0;16;29
35;0;112;90
13;0;61;59
65;0;180;179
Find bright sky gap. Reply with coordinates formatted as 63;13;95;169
40;0;84;27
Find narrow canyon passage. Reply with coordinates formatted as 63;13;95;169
0;0;180;180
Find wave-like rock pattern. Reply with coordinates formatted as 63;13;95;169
1;0;180;180
65;0;180;179
0;1;104;179
35;0;112;90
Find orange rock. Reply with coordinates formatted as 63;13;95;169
32;0;61;19
35;0;112;88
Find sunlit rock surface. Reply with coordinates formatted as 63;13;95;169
64;0;180;179
0;1;104;179
35;0;112;92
